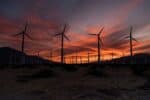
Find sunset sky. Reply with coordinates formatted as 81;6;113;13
0;0;150;63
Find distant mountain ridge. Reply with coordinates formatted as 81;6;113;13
0;47;53;64
103;53;150;64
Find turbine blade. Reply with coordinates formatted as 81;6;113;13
64;34;70;41
63;24;67;33
23;23;29;33
124;35;130;39
132;37;138;42
25;33;33;40
98;27;104;35
13;32;23;37
130;26;133;34
54;33;61;36
24;23;28;31
88;34;97;36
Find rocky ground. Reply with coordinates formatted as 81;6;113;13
0;65;150;100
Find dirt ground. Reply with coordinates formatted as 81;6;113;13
0;65;150;100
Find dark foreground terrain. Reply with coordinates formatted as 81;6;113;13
0;64;150;100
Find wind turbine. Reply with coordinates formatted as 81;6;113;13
125;27;137;63
80;56;82;64
87;51;93;64
87;51;90;64
75;49;78;64
122;51;125;64
37;51;41;64
49;51;53;61
89;27;104;64
54;24;70;64
69;56;71;64
14;23;32;53
71;56;74;64
122;51;125;57
13;23;32;64
111;51;114;61
110;51;115;64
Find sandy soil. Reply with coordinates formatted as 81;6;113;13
0;65;150;100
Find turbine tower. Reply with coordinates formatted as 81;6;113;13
87;51;93;64
89;27;104;64
75;49;78;64
80;56;82;64
54;24;70;64
111;51;114;61
129;27;137;57
49;51;53;61
110;51;115;64
87;51;90;64
125;26;137;63
37;51;41;64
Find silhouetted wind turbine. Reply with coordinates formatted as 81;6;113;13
14;23;32;53
80;56;82;64
89;27;104;64
87;52;90;64
64;56;66;64
71;56;74;64
125;26;137;57
75;49;78;64
87;51;93;64
69;56;71;64
54;24;70;64
109;51;115;64
122;51;125;57
37;51;41;64
122;51;125;64
13;23;32;64
37;51;40;57
49;51;53;61
111;51;114;61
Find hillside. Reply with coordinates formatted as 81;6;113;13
0;47;53;64
103;53;150;64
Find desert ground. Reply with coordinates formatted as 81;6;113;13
0;64;150;100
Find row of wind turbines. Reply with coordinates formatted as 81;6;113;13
13;22;137;64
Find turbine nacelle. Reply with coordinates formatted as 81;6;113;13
124;26;138;42
54;24;70;41
13;23;33;40
88;27;104;45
